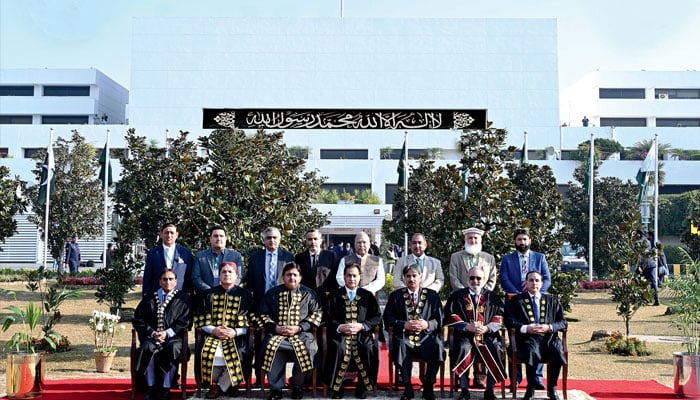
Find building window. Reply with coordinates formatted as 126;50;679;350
380;148;429;160
599;88;645;99
600;118;647;127
23;148;43;158
0;147;8;158
657;118;700;127
41;115;89;124
43;86;90;96
385;184;399;205
320;149;368;159
320;183;371;194
0;86;34;96
0;115;32;124
655;89;700;99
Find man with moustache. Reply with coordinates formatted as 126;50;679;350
393;233;444;293
505;271;567;400
294;228;339;305
195;262;251;399
192;226;245;295
444;267;506;400
335;232;386;296
449;227;497;292
259;262;323;400
143;223;194;297
383;264;445;400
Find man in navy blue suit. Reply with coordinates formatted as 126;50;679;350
294;228;339;306
192;226;245;295
142;223;194;297
499;227;552;389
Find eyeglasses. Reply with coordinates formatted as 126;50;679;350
469;276;483;281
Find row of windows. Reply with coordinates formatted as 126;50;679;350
19;148;127;159
0;85;91;96
599;117;700;127
0;115;90;124
315;149;438;160
598;88;700;99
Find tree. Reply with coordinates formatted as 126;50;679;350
114;129;327;256
0;165;27;250
27;131;104;259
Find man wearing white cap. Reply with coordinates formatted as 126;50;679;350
449;227;497;292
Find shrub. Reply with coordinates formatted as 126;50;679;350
579;280;614;290
604;330;650;356
665;245;688;265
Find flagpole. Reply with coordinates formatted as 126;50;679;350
588;133;594;282
403;130;408;253
653;133;659;281
523;131;528;163
43;129;54;269
102;129;111;268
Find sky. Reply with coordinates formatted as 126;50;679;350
1;0;699;90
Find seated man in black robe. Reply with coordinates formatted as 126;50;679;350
383;264;445;400
505;271;567;400
133;269;192;400
259;262;322;400
195;262;251;399
444;266;506;400
324;262;382;399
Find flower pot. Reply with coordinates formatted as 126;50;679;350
94;350;117;373
674;351;700;398
6;352;44;399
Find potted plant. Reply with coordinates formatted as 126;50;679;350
88;310;124;372
666;254;700;398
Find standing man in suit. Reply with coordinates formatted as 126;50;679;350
64;233;81;275
450;227;497;292
192;226;245;295
500;228;551;295
142;223;194;297
335;232;385;296
393;233;444;292
294;228;339;306
505;271;567;400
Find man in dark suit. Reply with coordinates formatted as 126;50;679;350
294;228;339;306
192;226;245;295
142;223;194;297
64;233;81;275
505;271;567;400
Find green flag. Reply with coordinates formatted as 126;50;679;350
397;139;407;187
584;152;599;196
636;143;657;204
37;145;55;205
98;144;113;186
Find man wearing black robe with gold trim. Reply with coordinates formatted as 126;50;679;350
444;266;505;400
505;271;567;400
195;262;251;399
324;263;382;399
259;262;322;400
383;264;445;400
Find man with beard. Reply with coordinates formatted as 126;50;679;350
499;228;551;389
195;262;251;399
444;266;506;400
505;271;567;400
259;262;322;400
383;264;445;400
449;227;497;292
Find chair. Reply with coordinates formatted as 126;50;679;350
130;328;189;400
448;327;507;399
508;328;568;400
194;327;256;398
260;327;319;397
386;326;445;397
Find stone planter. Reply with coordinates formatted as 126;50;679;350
674;351;700;398
95;350;117;373
6;352;44;399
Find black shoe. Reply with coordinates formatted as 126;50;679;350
206;385;223;399
354;385;367;399
331;389;344;399
267;389;283;400
226;385;240;397
534;381;546;390
422;387;435;400
291;386;304;399
144;386;158;400
483;388;496;400
523;387;536;400
158;388;170;400
400;388;415;400
547;389;561;400
457;389;470;400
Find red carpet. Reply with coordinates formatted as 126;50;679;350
36;377;676;399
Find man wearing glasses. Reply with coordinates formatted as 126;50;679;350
444;267;505;400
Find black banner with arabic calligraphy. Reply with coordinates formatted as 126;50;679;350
202;108;487;130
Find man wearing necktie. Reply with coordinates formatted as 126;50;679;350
449;227;497;292
142;223;194;298
505;271;567;400
393;233;444;293
324;263;382;399
295;229;340;309
383;264;445;400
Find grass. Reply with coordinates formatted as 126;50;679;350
0;282;684;389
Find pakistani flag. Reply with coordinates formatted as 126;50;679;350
37;145;55;205
397;139;407;187
98;143;113;186
520;141;528;163
636;143;657;204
